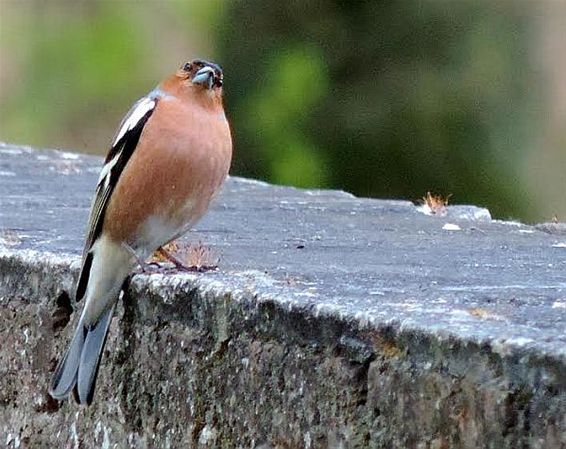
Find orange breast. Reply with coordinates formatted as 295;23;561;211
103;95;232;249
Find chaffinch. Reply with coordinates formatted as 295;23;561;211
49;59;232;405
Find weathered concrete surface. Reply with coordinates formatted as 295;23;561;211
0;142;564;449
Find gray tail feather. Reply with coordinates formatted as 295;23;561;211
49;305;115;405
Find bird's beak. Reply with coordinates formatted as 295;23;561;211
192;66;215;89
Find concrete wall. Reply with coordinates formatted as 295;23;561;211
0;144;565;448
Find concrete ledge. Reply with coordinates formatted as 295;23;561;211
0;143;565;448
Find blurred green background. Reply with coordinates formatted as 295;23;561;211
1;0;565;222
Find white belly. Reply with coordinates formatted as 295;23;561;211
133;198;197;260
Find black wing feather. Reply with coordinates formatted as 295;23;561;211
75;99;157;302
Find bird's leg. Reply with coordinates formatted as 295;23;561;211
121;242;154;273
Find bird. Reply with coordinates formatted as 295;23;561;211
49;59;232;405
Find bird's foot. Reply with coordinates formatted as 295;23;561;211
152;242;219;273
156;247;197;272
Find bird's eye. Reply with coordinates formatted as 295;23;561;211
182;62;191;71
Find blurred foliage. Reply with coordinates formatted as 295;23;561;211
2;5;148;148
219;0;540;220
241;46;330;187
0;0;221;151
0;1;546;220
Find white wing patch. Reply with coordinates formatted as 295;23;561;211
112;97;156;147
97;96;156;188
97;152;120;187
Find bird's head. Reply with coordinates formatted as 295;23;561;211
180;59;223;91
160;59;225;108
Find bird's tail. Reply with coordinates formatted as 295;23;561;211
49;304;116;405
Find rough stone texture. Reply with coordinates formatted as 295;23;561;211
0;142;565;448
